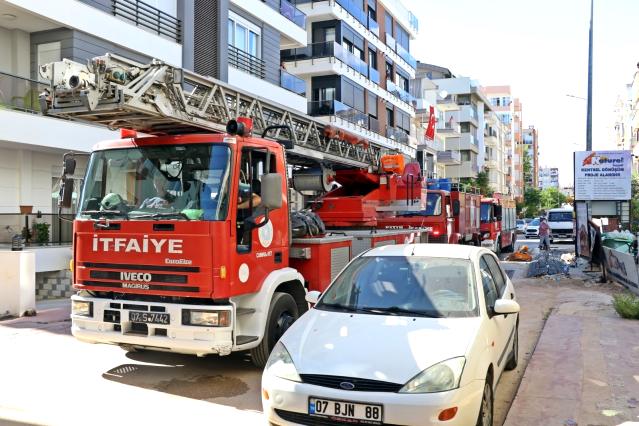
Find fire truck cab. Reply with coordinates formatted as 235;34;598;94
480;195;517;254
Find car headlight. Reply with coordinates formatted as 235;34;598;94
182;309;230;327
265;341;301;382
399;357;465;393
72;300;93;317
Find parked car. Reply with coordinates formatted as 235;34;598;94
262;244;520;426
525;218;540;238
516;219;527;233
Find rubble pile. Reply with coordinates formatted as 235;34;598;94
527;249;571;277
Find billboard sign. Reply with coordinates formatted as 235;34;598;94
574;150;631;200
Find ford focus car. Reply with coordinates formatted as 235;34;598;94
262;244;520;426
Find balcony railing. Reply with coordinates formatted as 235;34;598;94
334;0;367;26
368;17;380;37
438;151;461;164
369;116;380;134
280;69;306;96
111;0;181;42
368;66;380;84
0;213;74;246
386;80;414;104
308;100;367;127
229;45;266;79
0;71;47;114
386;126;409;144
278;0;307;28
385;32;396;51
282;41;368;78
395;43;416;69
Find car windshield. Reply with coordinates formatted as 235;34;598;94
317;256;478;318
78;144;232;221
530;219;540;226
517;220;524;225
400;193;442;216
548;212;573;222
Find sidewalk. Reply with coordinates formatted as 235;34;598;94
504;286;639;425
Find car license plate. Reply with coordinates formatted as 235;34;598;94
309;397;382;424
129;311;170;325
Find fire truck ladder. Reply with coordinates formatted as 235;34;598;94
39;54;393;169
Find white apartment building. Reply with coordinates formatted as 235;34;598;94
484;110;509;194
538;167;559;190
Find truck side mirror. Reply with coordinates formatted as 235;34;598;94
261;173;282;210
59;177;74;208
63;156;76;176
452;200;460;216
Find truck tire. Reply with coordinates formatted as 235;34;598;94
251;292;299;368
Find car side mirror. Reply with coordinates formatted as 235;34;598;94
305;290;321;305
261;173;282;210
493;299;520;315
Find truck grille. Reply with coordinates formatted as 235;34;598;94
427;235;448;243
81;262;200;293
300;374;403;392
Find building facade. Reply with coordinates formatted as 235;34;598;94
483;109;509;194
614;66;639;173
538;167;559;190
522;125;539;189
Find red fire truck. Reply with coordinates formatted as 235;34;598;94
42;54;421;366
480;194;517;254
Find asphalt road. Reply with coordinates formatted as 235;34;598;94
0;257;558;426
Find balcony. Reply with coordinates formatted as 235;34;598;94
228;45;266;79
334;0;367;26
369;66;380;84
282;41;368;78
436;120;461;136
368;17;380;37
111;0;181;42
308;100;367;128
385;126;409;144
0;71;47;114
438;150;462;165
278;0;307;28
437;94;459;111
280;70;306;96
385;32;396;51
395;43;417;69
386;80;414;104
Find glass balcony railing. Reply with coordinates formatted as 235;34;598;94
395;43;417;69
385;32;396;51
369;116;380;134
368;66;380;84
280;70;306;96
334;0;367;26
0;71;47;114
282;41;369;78
386;80;414;104
278;0;307;29
385;126;409;144
308;100;367;128
368;17;380;37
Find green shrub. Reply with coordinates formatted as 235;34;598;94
612;293;639;319
33;222;50;245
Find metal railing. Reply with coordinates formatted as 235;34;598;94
278;0;307;28
368;17;380;36
308;100;367;128
0;213;74;246
368;66;380;84
112;0;181;42
386;80;414;103
282;41;368;78
369;116;380;133
385;32;396;50
386;126;409;144
438;150;462;164
228;45;266;79
334;0;367;25
280;69;306;96
0;71;47;114
395;43;417;69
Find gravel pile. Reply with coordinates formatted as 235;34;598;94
527;250;571;277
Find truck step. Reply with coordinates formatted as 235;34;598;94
236;308;256;316
236;335;258;345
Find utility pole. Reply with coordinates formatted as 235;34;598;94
586;0;593;151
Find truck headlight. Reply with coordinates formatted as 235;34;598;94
182;309;230;327
482;232;490;239
72;300;93;317
399;357;465;393
265;342;301;382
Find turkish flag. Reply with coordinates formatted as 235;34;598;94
425;105;436;140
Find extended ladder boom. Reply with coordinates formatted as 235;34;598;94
39;54;413;168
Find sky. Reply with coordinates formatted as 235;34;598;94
404;0;639;186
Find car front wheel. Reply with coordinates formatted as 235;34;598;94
476;380;493;426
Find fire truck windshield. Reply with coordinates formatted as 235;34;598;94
400;193;442;216
78;144;232;221
480;203;492;223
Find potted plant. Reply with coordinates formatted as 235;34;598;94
33;222;50;245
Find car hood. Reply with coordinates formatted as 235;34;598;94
281;309;482;384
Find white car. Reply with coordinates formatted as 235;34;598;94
516;219;526;234
262;244;520;426
525;218;540;238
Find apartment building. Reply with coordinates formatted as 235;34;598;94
283;0;419;157
483;109;509;194
0;0;313;296
522;125;539;189
614;67;639;172
538;167;559;190
483;85;524;200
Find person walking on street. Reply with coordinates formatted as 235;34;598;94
539;217;551;250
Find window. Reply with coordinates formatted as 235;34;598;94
228;12;261;58
385;61;393;81
37;42;61;74
461;151;471;162
386;107;394;127
479;257;499;312
396;73;409;92
325;27;336;42
460;122;471;133
368;49;377;68
483;255;506;296
367;91;378;117
385;12;393;35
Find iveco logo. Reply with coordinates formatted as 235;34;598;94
339;381;355;390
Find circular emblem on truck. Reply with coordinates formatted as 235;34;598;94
239;263;250;283
258;220;274;248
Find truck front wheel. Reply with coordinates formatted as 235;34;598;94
251;292;299;367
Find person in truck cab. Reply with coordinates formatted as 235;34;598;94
140;172;175;209
237;181;261;210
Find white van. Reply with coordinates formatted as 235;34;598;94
546;206;575;241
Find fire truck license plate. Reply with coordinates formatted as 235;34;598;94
129;311;170;325
309;397;382;424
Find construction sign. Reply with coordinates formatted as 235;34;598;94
574;150;631;200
